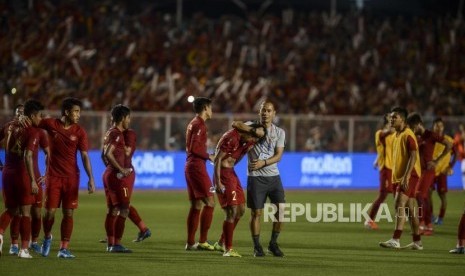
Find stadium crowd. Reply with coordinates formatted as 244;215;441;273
1;1;465;116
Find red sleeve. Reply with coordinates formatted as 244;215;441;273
432;132;444;143
406;135;418;152
108;129;122;148
189;123;209;160
124;130;136;148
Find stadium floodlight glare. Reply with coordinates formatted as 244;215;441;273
187;95;195;103
11;88;17;94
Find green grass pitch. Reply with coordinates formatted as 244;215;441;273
1;190;464;275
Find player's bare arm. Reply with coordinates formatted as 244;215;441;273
81;150;96;194
25;149;39;195
249;146;284;171
428;139;453;170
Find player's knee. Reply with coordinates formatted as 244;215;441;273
119;208;130;217
251;209;262;218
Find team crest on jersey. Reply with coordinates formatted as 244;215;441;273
70;135;77;141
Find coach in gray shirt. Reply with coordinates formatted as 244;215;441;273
232;99;286;257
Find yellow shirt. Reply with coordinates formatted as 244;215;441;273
375;130;394;170
392;127;422;183
433;134;453;176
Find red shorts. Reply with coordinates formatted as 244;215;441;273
379;168;393;193
433;174;448;193
417;170;435;198
395;175;419;198
216;168;245;208
185;162;213;201
2;168;34;208
103;169;131;209
45;174;79;209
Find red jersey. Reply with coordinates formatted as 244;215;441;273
39;118;89;177
417;129;444;171
216;129;255;162
123;129;136;168
102;126;126;172
4;122;41;173
0;119;15;142
186;116;209;163
454;132;465;161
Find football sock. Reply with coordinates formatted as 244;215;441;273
199;206;214;243
20;216;31;249
105;213;117;245
31;216;41;242
271;231;280;244
129;206;147;232
0;210;14;235
458;214;465;246
10;215;20;244
252;235;260;247
114;215;127;245
43;217;54;238
393;229;402;239
61;216;73;243
223;221;235;250
186;208;200;245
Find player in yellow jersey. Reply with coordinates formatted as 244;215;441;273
379;107;423;250
365;114;395;230
431;118;456;225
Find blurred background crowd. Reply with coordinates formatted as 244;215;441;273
0;0;464;151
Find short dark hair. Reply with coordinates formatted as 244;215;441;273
433;117;443;125
249;123;267;144
390;106;408;120
407;112;423;127
111;104;131;123
260;99;277;112
193;97;212;113
24;99;44;117
61;97;82;116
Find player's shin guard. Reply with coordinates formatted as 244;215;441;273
60;216;73;247
114;215;126;245
223;221;235;250
186;208;200;245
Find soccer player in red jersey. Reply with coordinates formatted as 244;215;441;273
379;107;422;250
0;99;45;258
365;113;395;230
39;97;95;258
407;113;452;235
123;129;151;242
0;104;24;256
102;105;133;253
184;97;216;251
213;124;266;257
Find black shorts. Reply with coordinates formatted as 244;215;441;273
247;176;285;210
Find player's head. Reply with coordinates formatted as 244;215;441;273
61;97;82;124
241;123;267;144
259;99;276;126
390;106;408;130
193;97;212;118
111;104;131;130
406;112;423;135
14;104;24;118
24;99;44;126
432;117;444;135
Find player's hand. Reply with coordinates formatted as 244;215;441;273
120;167;133;177
400;177;409;191
426;160;437;170
254;127;265;138
37;175;46;186
18;115;32;128
31;180;39;195
249;159;264;171
216;183;226;194
88;178;96;194
208;154;215;163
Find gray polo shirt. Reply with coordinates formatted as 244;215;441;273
246;123;285;177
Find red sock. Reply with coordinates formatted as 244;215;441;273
128;206;147;232
393;229;402;239
105;213;117;245
218;218;239;244
31;216;42;242
199;206;214;243
369;192;388;220
114;215;126;245
60;216;73;245
458;214;465;246
422;198;432;225
0;210;14;235
186;208;200;245
20;216;31;250
10;215;20;244
43;217;54;238
223;221;235;250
